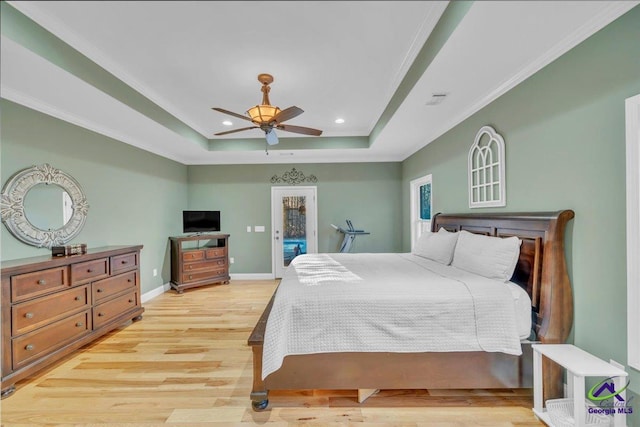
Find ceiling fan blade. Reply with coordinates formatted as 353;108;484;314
212;107;252;122
214;126;258;136
277;124;323;136
271;106;304;124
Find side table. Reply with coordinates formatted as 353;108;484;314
532;344;628;427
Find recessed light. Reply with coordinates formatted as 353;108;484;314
222;120;233;126
334;118;345;124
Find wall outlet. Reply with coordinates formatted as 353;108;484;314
152;268;158;277
229;257;235;264
246;226;252;232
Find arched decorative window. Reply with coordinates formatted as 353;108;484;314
468;126;506;208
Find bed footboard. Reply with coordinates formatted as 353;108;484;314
248;293;274;411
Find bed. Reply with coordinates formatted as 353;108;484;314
248;210;574;410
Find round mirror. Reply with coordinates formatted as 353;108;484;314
23;183;70;231
1;164;89;248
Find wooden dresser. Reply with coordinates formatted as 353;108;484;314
170;234;230;293
0;245;144;398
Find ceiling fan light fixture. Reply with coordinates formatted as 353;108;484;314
247;105;281;124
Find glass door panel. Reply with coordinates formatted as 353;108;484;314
282;195;307;266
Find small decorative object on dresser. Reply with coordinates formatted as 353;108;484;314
0;245;144;398
169;234;230;293
51;243;88;257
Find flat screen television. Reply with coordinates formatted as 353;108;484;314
183;210;221;233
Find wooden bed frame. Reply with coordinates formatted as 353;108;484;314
248;210;575;410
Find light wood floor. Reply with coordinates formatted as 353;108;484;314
0;280;544;426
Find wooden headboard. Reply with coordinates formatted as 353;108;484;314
432;210;574;345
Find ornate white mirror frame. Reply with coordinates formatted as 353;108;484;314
468;125;506;208
1;164;89;248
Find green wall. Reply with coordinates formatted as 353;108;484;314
0;100;188;294
0;98;401;284
402;5;640;422
187;162;402;274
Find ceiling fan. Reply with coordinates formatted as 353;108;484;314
212;73;323;145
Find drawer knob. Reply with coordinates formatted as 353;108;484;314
76;322;84;327
189;275;193;279
87;268;94;273
128;279;132;283
189;265;193;269
25;344;34;351
97;288;103;293
121;260;127;264
128;299;134;303
98;312;105;317
37;279;46;285
75;296;81;301
25;312;34;319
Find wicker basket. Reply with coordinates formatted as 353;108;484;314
546;398;610;427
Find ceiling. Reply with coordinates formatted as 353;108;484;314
1;1;637;165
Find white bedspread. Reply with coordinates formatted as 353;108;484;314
262;253;524;380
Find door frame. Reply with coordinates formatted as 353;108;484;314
271;186;318;278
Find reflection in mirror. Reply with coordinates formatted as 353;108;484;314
23;183;68;231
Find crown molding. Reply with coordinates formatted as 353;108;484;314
1;85;192;164
6;0;211;139
402;0;640;159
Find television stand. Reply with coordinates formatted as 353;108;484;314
169;234;230;293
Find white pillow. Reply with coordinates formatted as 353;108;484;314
451;230;522;282
412;228;459;265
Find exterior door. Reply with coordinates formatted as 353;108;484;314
272;186;317;278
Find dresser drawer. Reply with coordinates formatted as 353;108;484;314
92;271;137;304
110;252;138;274
12;285;90;336
11;266;69;303
93;291;139;329
205;247;226;259
70;258;109;284
182;250;204;262
183;258;227;273
182;268;227;283
12;311;90;369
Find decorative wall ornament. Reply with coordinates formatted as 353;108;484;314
270;168;317;186
1;163;89;248
468;126;506;208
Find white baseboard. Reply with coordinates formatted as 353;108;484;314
141;283;171;303
230;273;275;281
141;276;273;303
